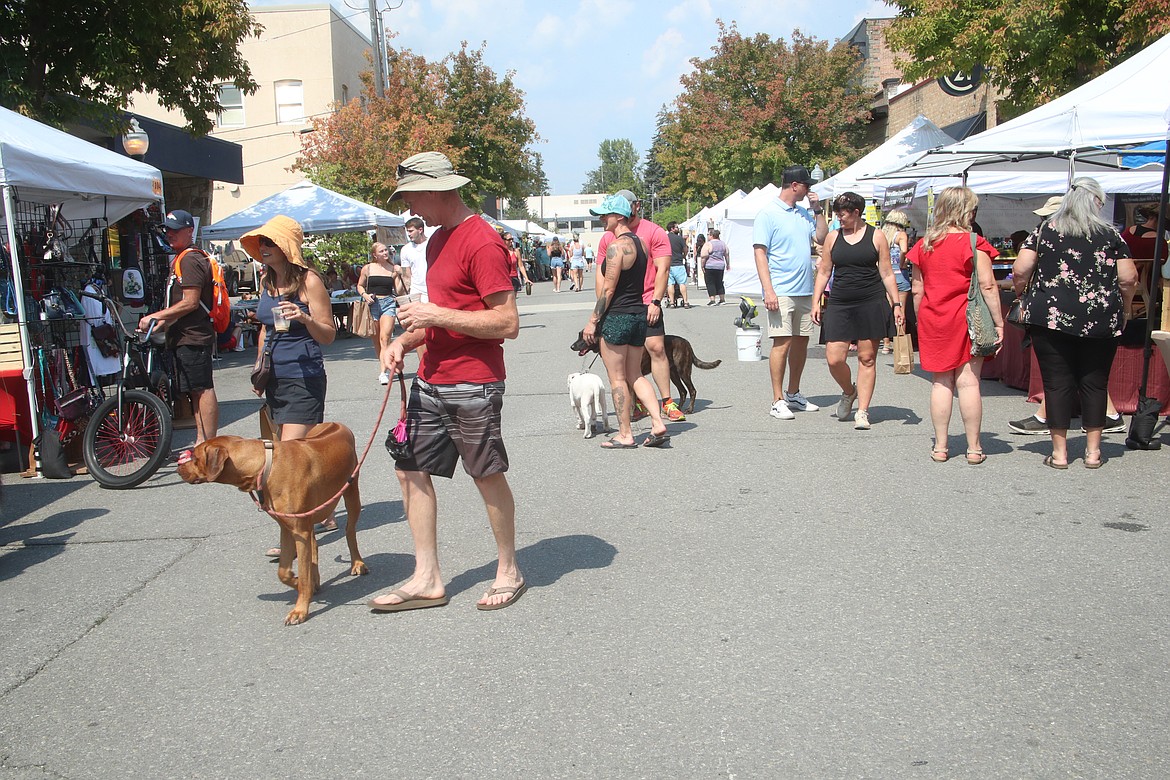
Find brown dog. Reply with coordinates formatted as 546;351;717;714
571;333;721;413
176;422;368;625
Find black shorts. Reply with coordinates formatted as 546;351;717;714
173;345;214;392
394;379;509;479
646;308;665;339
266;374;327;426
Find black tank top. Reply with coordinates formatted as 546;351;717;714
829;224;884;303
602;233;647;315
367;274;397;295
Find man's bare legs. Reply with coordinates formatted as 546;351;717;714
472;472;524;607
369;469;444;606
644;334;671;402
769;335;810;402
190;387;219;445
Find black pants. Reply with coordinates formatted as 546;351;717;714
705;268;725;297
1029;326;1117;429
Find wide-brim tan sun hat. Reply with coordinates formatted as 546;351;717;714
388;151;471;201
1033;195;1063;217
240;215;307;268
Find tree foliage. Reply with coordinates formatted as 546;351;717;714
656;23;871;204
0;0;259;133
885;0;1170;117
297;41;543;209
581;139;645;194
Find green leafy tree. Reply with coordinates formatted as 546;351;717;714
297;41;542;209
581;139;645;194
657;23;871;203
885;0;1170;117
643;109;672;206
0;0;260;133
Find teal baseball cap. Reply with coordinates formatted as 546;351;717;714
589;194;632;218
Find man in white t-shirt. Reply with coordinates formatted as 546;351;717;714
399;217;429;301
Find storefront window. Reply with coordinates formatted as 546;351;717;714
275;80;305;125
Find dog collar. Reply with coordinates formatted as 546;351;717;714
249;440;276;511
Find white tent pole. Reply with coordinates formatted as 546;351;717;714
2;183;41;443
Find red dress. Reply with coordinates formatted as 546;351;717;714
906;232;999;372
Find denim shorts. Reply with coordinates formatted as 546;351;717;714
370;295;397;320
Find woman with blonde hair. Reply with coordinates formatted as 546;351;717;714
1012;177;1137;469
906;186;1003;463
879;210;912;353
357;242;404;385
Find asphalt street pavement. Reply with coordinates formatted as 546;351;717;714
2;279;1167;778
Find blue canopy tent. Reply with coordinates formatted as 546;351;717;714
202;180;404;240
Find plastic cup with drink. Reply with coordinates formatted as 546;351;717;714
272;297;291;332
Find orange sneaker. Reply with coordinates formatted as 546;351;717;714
662;400;686;422
632;402;649;421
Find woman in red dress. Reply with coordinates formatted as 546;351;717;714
907;186;1003;464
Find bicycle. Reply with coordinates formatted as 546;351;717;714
80;290;174;489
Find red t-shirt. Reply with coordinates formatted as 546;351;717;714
597;218;671;304
420;216;514;384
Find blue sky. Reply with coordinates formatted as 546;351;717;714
256;0;895;193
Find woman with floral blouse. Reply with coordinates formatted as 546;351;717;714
1012;177;1138;469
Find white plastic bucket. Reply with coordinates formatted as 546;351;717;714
735;327;763;361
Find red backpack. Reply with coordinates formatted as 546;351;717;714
172;249;232;333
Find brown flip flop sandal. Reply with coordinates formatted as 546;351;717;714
368;588;449;613
476;582;528;611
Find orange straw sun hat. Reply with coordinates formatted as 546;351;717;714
240;215;307;268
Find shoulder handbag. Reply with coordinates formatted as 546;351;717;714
384;372;411;461
965;232;1000;356
250;332;277;393
53;348;95;421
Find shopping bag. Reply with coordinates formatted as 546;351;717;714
893;323;914;375
350;300;377;338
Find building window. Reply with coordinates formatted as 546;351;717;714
275;79;305;124
216;84;245;127
341;84;349;104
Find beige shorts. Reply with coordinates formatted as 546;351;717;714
766;295;814;338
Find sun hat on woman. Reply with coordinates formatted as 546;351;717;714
240;215;307;268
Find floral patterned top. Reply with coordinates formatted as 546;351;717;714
1019;223;1131;338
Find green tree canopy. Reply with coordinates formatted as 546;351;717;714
656;23;871;204
0;0;259;133
885;0;1170;117
581;139;645;194
297;41;543;209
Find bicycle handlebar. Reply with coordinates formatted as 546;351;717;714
78;289;159;345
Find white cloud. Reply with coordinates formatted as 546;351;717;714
532;14;562;40
666;0;714;26
643;29;686;78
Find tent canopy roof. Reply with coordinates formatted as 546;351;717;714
0;105;162;222
814;115;956;198
202;180;403;240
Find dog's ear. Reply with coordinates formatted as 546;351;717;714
199;442;229;481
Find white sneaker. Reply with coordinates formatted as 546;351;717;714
378;371;390;385
854;409;870;430
769;399;795;420
836;386;857;420
783;391;819;412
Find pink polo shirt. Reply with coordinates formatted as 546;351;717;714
597;217;671;304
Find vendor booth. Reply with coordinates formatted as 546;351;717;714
202;180;404;241
1;106;164;464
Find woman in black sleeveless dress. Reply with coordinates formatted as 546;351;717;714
811;192;904;430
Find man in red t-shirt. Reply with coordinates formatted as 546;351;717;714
368;151;527;613
595;190;683;421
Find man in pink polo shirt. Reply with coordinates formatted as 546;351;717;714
595;190;683;421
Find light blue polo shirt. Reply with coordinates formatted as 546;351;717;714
752;198;816;296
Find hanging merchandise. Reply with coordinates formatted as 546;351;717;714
106;226;121;269
120;227;145;306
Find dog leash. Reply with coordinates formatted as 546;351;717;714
249;375;396;521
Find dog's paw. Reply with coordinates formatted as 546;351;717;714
576;421;586;430
284;608;308;625
351;561;369;576
583;428;594;439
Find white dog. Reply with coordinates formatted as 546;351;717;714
568;372;608;439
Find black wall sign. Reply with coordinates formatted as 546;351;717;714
938;65;985;97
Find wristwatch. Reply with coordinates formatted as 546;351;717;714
651;299;662;307
812;208;824;215
892;303;902;307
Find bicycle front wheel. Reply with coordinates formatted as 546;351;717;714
83;390;174;489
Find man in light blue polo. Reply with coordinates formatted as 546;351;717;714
753;165;829;420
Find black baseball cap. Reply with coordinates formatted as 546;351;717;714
782;166;817;187
162;209;195;230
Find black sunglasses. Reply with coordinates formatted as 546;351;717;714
397;163;439;180
258;236;277;247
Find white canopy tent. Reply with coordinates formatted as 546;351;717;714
870;32;1170;181
813;116;956;200
202;181;404;240
1;106;164;441
500;219;555;238
681;189;746;234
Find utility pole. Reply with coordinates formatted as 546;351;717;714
368;0;385;98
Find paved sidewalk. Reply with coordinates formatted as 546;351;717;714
1;280;1167;778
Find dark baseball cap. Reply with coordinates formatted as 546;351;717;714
781;166;817;187
162;209;195;230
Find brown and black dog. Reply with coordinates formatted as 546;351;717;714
176;422;368;625
570;333;721;413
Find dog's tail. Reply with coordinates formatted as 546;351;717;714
692;354;722;370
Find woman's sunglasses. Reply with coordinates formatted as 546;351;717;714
258;237;277;247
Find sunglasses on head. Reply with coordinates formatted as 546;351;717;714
258;236;277;247
397;163;439;180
